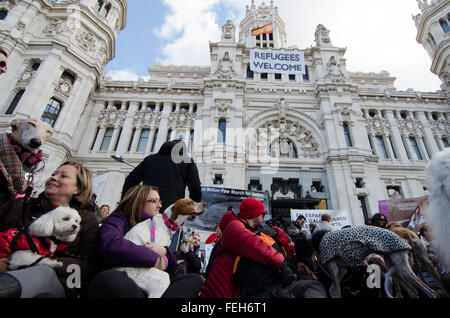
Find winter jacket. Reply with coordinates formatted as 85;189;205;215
121;140;202;212
0;228;68;259
96;211;176;272
0;193;101;298
199;211;285;298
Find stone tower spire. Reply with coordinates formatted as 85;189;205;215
239;0;286;49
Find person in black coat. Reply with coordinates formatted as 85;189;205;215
121;140;202;212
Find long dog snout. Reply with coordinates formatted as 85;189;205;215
29;138;42;149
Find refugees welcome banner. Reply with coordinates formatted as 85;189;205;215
250;49;306;74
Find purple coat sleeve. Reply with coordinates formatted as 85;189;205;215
97;212;176;272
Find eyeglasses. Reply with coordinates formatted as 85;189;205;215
146;199;162;204
0;61;6;68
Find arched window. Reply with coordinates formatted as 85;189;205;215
96;0;104;12
218;119;226;143
104;3;112;18
41;98;62;127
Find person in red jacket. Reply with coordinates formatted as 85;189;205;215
205;224;221;245
200;198;294;298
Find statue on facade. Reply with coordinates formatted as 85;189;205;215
315;24;332;47
221;20;236;42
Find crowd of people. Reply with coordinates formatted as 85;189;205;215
0;48;449;299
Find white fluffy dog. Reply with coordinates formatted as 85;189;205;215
426;148;450;270
9;206;81;270
116;198;206;298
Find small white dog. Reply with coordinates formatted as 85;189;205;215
8;206;81;270
426;148;450;270
116;198;206;298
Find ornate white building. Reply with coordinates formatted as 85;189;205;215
1;0;449;226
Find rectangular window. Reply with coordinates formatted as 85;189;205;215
41;98;62;127
343;123;353;147
303;65;309;81
6;90;25;115
151;129;159;153
218;120;226;144
246;65;254;79
275;73;282;81
113;128;122;152
289;74;296;81
137;129;150;153
100;128;114;152
127;128;136;152
166;129;172;142
261;73;268;80
90;127;100;151
375;135;389;159
443;138;449;148
358;196;370;223
409;137;423;160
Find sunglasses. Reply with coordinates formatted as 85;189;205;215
0;61;6;68
146;199;162;204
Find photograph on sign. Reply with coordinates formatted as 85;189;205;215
184;186;271;231
250;49;306;75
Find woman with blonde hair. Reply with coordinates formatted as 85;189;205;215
88;184;203;298
0;161;100;298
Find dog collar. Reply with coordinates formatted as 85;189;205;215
7;134;43;169
162;213;179;232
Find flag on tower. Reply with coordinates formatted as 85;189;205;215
251;23;273;36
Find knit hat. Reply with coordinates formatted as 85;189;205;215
239;198;265;220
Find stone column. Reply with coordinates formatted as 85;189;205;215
385;110;408;162
92;126;107;152
116;101;138;155
154;102;171;151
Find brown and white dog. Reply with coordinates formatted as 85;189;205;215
387;222;444;291
115;198;206;298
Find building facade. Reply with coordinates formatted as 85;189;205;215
1;0;449;226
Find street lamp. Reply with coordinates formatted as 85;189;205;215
110;155;136;168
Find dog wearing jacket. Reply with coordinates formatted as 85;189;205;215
0;118;53;200
0;206;81;270
115;198;206;298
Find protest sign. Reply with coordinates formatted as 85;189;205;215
184;186;271;231
250;49;306;74
290;209;352;231
386;196;428;232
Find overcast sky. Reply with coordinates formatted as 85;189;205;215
105;0;442;92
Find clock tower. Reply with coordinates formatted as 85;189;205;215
239;0;287;49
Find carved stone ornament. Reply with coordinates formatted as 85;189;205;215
133;109;162;128
366;118;392;135
216;52;236;79
55;77;73;97
168;109;194;129
98;108;127;127
76;29;97;53
326;56;346;82
397;119;424;136
222;20;236;42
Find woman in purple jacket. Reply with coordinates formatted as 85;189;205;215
86;184;203;298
